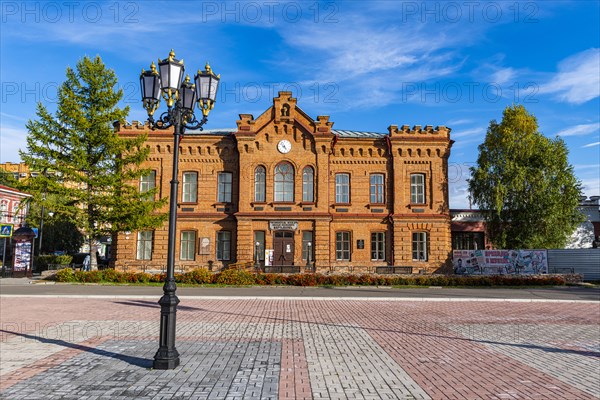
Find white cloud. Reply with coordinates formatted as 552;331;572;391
580;177;600;196
451;127;485;139
540;48;600;104
582;142;600;148
447;119;473;126
574;164;600;170
556;122;600;137
489;67;517;86
0;125;28;163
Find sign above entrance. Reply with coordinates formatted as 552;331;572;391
269;221;298;231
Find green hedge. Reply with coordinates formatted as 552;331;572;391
51;268;568;287
34;255;73;271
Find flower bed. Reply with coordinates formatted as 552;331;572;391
50;268;573;287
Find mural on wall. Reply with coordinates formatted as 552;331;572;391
453;249;548;275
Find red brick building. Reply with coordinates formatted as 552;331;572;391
114;92;454;273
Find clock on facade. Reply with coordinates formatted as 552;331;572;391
277;139;292;154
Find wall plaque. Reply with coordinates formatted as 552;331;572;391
269;221;298;231
198;237;210;255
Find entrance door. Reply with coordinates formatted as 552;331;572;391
273;231;294;266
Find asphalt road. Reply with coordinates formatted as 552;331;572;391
1;278;598;301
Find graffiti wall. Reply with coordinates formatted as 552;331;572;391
453;249;548;275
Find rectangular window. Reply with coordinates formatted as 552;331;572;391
217;172;232;202
182;172;198;203
302;231;314;261
216;231;231;261
254;231;265;262
410;174;425;204
371;232;386;261
335;231;351;261
136;231;153;260
412;232;428;261
370;174;385;204
452;232;485;250
140;171;156;193
335;173;350;204
180;231;196;261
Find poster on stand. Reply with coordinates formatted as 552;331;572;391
14;241;32;272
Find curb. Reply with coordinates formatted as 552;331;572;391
0;294;597;303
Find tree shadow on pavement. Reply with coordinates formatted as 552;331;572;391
0;329;153;368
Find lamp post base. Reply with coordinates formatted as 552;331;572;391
153;351;180;370
153;279;180;370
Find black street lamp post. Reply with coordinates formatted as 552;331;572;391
140;50;220;370
306;241;312;271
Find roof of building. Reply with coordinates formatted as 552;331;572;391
184;128;236;135
183;128;388;138
332;129;387;138
0;185;32;198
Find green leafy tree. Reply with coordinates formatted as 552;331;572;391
468;105;583;249
24;194;84;255
0;170;18;187
21;56;166;269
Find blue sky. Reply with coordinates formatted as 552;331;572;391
1;0;599;208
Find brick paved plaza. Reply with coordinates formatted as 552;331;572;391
1;296;599;399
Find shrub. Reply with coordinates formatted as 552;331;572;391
357;274;374;285
215;269;256;285
80;270;103;283
74;270;86;282
102;268;122;282
256;273;286;285
151;273;166;283
136;272;152;283
288;274;317;286
55;268;75;282
179;268;213;285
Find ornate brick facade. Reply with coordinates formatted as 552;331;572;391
114;92;453;273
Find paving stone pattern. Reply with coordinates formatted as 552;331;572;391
0;298;598;399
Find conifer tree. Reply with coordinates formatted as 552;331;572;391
468;105;583;249
21;56;166;269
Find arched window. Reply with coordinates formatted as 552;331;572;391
302;166;314;202
254;166;266;202
274;162;294;202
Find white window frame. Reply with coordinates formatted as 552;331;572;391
335;173;350;204
216;231;231;261
217;172;232;203
182;172;198;203
412;232;428;261
410;173;426;204
137;231;153;260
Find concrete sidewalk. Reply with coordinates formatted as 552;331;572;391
1;295;599;399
